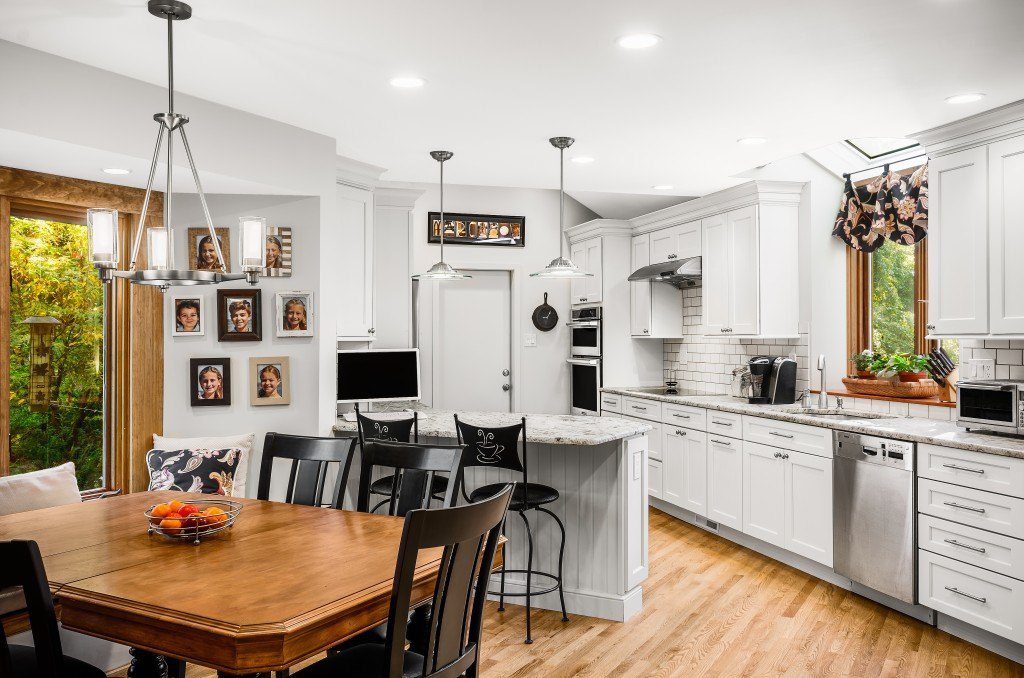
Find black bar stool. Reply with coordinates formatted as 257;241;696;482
454;415;569;644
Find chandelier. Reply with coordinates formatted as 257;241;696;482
86;0;265;290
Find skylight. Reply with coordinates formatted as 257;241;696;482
845;138;920;160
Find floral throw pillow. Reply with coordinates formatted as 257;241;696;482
146;448;242;496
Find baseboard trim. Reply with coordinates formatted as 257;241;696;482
486;575;642;622
938;614;1024;665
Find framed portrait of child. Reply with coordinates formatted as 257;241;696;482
171;296;204;336
249;356;291;406
217;289;262;342
190;357;231;406
275;291;314;337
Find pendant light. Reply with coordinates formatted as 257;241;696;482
86;0;265;290
530;136;593;279
414;150;471;280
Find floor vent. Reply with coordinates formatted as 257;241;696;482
701;518;720;533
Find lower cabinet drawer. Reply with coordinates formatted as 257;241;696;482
662;403;707;431
918;443;1024;498
649;458;663;499
600;393;623;414
918;478;1024;539
918;549;1024;644
919;513;1024;582
707;410;743;440
743;415;833;459
623;397;662;422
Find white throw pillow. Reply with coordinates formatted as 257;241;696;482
0;462;82;516
152;433;254;497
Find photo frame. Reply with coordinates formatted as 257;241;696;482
190;357;231;406
171;295;205;337
427;212;525;247
188;227;232;272
217;288;262;342
249;356;291;406
275;291;314;337
265;226;293;277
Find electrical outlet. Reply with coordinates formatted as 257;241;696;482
967;358;995;380
523;333;537;347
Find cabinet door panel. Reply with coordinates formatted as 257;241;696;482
650;227;678;264
785;449;833;567
989;137;1024;334
701;214;730;334
742;441;785;547
649;459;663;499
676;220;702;260
336;184;374;338
707;436;742;529
929;147;988;335
683;428;708;515
570;241;587;304
728;206;759;336
662;428;686;508
631;234;651;336
585;238;603;303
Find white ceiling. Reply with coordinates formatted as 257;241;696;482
568;190;693;220
2;0;1023;197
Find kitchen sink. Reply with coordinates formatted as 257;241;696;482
782;408;896;421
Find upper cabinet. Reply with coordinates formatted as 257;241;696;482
988;137;1024;334
335;183;375;340
650;220;701;264
570;236;603;305
631;233;683;337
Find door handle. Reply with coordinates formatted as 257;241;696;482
502;384;511;392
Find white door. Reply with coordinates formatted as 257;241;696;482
701;213;730;335
682;428;708;515
431;270;512;412
707;436;742;530
989;137;1024;335
785;449;833;566
742;441;785;547
570;241;587;304
336;184;374;339
631;234;652;336
929;147;989;335
650;226;678;264
585;238;604;303
676;220;702;260
661;427;686;507
728;206;759;336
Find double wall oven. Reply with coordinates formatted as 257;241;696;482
567;307;602;415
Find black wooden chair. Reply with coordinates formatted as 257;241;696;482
256;432;358;509
455;415;569;643
354;407;448;510
0;540;105;678
294;484;513;678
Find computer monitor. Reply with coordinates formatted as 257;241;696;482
336;348;421;403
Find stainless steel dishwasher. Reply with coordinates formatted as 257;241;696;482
833;431;917;604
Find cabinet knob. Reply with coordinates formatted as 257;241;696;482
368;327;375;334
667;254;678;259
644;329;649;334
675;429;686;436
502;369;510;377
926;324;936;331
502;384;511;392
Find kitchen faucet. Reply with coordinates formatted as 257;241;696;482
817;355;829;409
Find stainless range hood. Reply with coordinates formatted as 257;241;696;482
627;256;702;288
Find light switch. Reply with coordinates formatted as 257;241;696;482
524;333;537;347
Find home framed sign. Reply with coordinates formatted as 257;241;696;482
427;212;525;247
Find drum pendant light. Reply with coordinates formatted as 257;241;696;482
414;150;471;280
530;136;593;279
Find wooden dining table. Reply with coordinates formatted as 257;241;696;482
0;491;480;677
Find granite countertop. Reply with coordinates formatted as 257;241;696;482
334;408;651;446
603;387;1024;460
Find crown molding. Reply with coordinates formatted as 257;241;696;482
914;99;1024;156
373;186;424;209
565;218;632;243
335;155;388;190
629;180;804;234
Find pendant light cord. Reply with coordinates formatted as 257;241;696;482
559;144;566;258
166;14;174;115
439;155;445;264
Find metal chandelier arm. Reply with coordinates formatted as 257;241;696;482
179;125;228;273
128;124;166;270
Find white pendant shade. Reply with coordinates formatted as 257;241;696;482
146;227;172;270
86;208;119;268
239;216;267;272
530;136;592;279
530;255;592;278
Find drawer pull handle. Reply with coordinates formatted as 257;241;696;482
944;538;987;554
672;413;691;419
942;463;985;475
631;405;647;411
943;501;986;514
713;439;732;446
769;431;795;439
711;420;734;427
944;586;987;604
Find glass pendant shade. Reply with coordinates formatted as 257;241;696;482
86;208;119;268
146;227;172;270
530;136;593;279
239;216;267;272
530;255;592;278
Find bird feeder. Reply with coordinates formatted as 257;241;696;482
21;316;61;412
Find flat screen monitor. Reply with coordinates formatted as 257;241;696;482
336;348;420;403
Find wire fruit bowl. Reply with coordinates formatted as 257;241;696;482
145;499;242;545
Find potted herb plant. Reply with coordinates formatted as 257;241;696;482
850;350;877;379
887;353;930;382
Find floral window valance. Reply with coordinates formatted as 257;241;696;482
832;163;928;252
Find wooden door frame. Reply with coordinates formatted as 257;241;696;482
0;166;164;493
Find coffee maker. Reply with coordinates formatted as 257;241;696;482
747;356;798;404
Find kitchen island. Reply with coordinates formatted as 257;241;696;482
335;409;652;622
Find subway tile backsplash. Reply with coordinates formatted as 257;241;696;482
959;338;1024;380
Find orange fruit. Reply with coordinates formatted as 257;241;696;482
168;499;185;513
151;503;172;519
203;506;228;525
159;518;182;536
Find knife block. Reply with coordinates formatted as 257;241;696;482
939;367;958;403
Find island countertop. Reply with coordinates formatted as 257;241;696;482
334;408;651;446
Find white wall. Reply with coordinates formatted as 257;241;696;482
400;183;597;415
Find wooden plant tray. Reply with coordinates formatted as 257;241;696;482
841;377;942;399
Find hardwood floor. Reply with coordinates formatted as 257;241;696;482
113;508;1024;677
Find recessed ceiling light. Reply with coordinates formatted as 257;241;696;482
102;168;131;175
737;137;767;145
571;156;595;164
617;33;661;49
652;184;674;190
945;92;986;104
389;76;426;89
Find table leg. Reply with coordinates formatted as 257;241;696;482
127;648;167;678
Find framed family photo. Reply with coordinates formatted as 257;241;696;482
265;226;293;277
275;291;314;337
188;227;232;272
249;356;291;406
190;357;231;406
217;288;262;341
172;296;204;336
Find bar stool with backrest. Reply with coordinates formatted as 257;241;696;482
293;484;512;678
454;415;569;644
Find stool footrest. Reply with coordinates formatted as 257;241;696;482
488;569;561;597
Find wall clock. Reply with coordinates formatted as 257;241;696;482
531;292;558;332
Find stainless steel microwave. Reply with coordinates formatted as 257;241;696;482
568;307;601;358
956;379;1024;435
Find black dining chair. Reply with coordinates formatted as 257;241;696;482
256;432;358;509
293;484;513;678
455;415;569;643
0;540;105;678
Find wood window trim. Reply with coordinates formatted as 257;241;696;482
0;166;164;493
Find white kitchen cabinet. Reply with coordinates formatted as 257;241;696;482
648;458;664;499
928;147;989;336
701;206;759;337
742;441;786;547
571;236;603;305
336;183;375;339
630;234;652;336
662;426;707;513
988;136;1024;334
785;449;833;566
707;435;742;530
650;220;701;264
701;213;730;335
